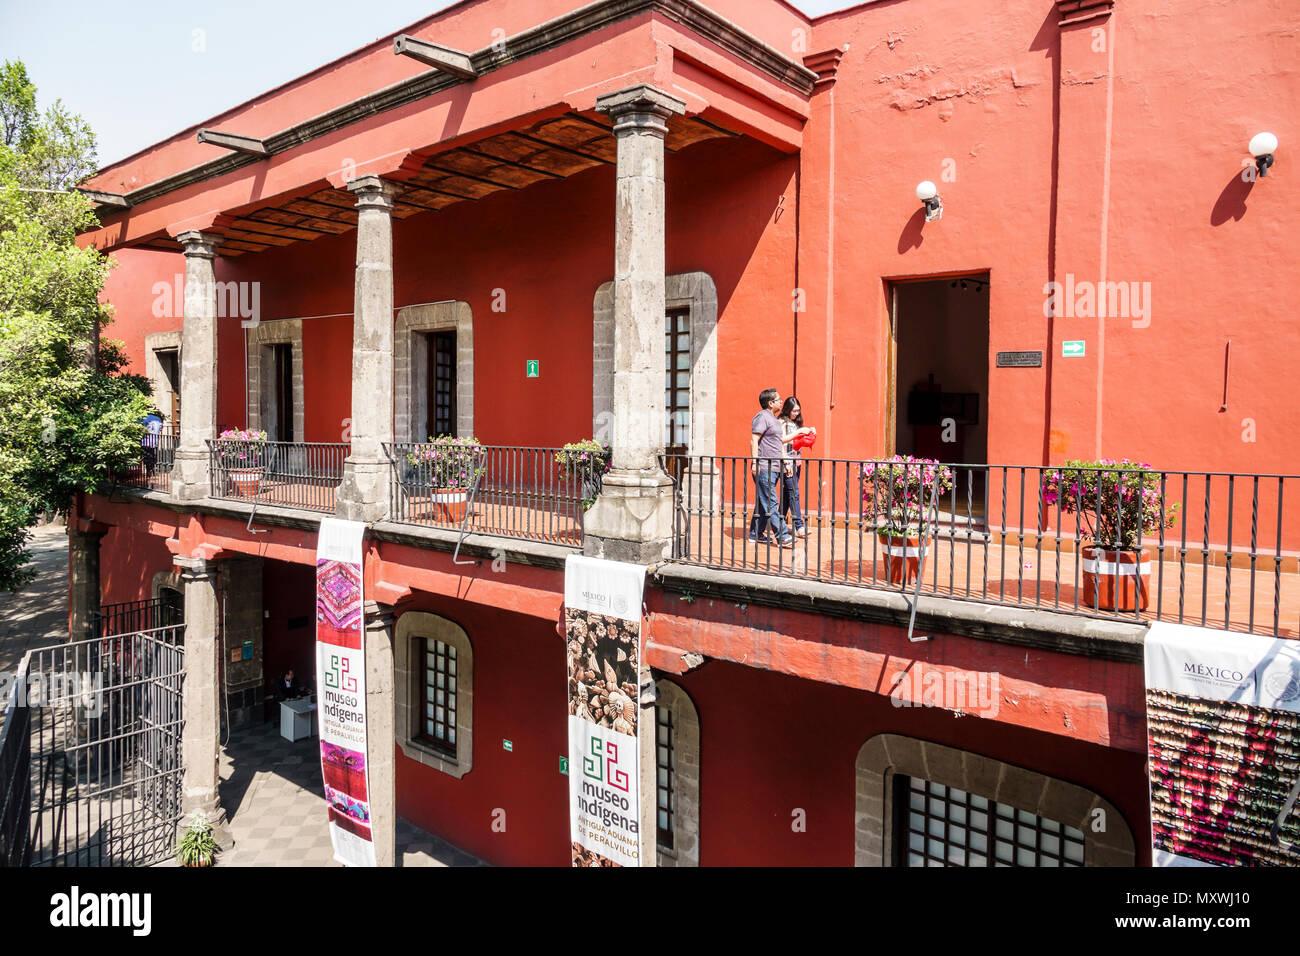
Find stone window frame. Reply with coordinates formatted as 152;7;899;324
395;611;473;779
150;569;183;604
654;679;701;867
394;301;474;443
854;733;1135;867
144;331;183;430
245;319;304;441
593;272;718;456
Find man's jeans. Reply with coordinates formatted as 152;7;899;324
749;462;789;542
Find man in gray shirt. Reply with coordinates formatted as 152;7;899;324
749;387;792;546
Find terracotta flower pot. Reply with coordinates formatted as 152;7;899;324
433;488;469;522
229;468;263;496
1081;544;1152;611
877;533;921;585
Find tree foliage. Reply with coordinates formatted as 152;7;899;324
0;60;153;590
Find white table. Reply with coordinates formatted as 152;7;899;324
280;698;317;741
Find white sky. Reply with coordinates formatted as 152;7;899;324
0;0;862;168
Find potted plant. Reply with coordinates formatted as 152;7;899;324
555;440;612;510
861;456;953;585
176;811;218;868
217;427;268;496
404;435;486;522
1041;459;1178;611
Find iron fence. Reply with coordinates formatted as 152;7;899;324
662;456;1300;638
112;430;177;494
91;598;184;642
1;626;185;867
385;443;600;546
208;439;347;512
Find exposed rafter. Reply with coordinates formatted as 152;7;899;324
393;35;478;79
77;188;131;209
197;129;269;157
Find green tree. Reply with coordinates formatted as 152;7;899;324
0;60;153;590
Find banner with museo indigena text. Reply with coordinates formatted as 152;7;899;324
315;517;376;867
565;554;647;867
1144;622;1300;867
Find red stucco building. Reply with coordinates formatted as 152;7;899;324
66;0;1297;866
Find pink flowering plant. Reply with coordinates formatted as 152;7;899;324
861;455;953;536
406;435;486;490
1041;458;1178;550
555;440;612;510
215;427;267;468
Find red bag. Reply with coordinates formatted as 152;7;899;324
792;429;817;451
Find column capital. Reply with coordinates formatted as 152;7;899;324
363;600;396;631
173;555;216;579
346;175;400;211
176;230;221;259
595;84;687;137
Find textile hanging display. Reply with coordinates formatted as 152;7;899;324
315;517;376;867
1144;621;1300;867
564;554;647;867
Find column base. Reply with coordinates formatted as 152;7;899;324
583;467;675;564
172;448;211;501
336;456;391;522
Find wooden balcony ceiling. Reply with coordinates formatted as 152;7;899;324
138;112;735;257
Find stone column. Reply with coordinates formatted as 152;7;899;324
337;176;398;523
174;556;230;844
363;601;396;866
172;231;221;501
583;85;686;564
67;528;103;641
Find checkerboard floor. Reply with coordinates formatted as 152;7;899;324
216;721;486;867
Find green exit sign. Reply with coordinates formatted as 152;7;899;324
525;360;540;378
1062;340;1086;357
503;739;513;752
559;756;568;776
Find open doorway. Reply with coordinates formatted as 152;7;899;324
889;273;990;517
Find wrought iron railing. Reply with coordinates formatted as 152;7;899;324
112;430;177;494
385;444;600;546
0;662;32;867
207;440;347;513
90;598;183;642
661;456;1300;638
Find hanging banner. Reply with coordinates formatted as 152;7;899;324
1144;621;1300;867
564;554;647;867
315;517;375;867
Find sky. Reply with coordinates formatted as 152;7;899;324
0;0;860;169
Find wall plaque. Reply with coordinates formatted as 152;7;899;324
996;350;1043;368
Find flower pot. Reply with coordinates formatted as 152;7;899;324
1081;544;1152;611
228;468;263;496
877;533;921;585
433;488;469;522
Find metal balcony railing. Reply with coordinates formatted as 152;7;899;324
111;430;177;494
385;444;601;547
661;456;1300;638
207;440;347;513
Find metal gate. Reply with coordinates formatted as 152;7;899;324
0;625;184;867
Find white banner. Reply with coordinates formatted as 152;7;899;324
564;555;646;867
315;517;376;867
1144;621;1300;867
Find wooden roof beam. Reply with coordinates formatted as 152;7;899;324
393;35;477;80
77;188;130;209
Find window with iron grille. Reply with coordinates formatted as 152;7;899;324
419;638;457;757
664;308;690;455
894;775;1085;866
656;704;675;849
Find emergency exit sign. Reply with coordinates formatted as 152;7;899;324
526;360;540;378
1062;341;1086;357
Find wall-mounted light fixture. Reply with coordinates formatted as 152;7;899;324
916;180;942;221
1249;132;1278;178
